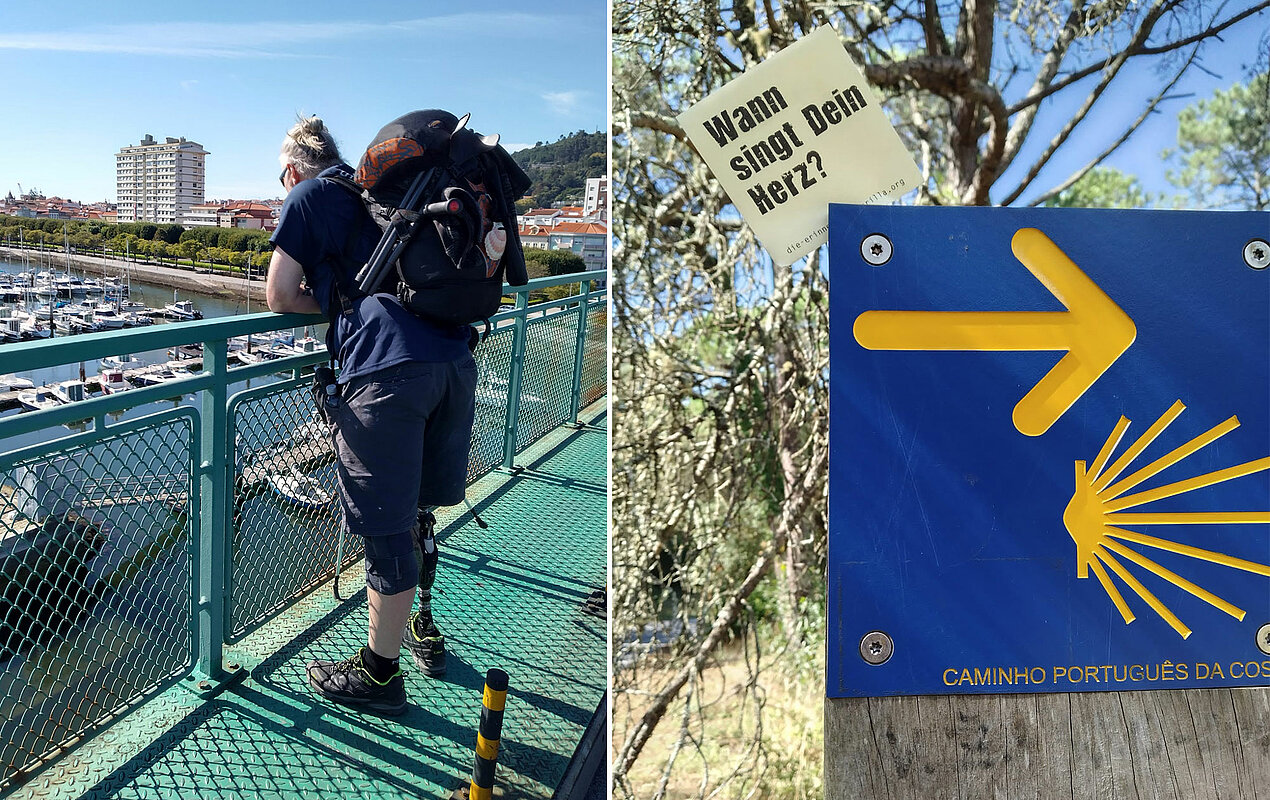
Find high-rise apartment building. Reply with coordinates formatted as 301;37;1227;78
583;175;608;218
115;135;209;224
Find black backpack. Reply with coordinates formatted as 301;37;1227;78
324;109;531;328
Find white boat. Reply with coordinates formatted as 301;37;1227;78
229;332;289;358
52;380;86;404
0;374;34;392
17;312;51;339
292;337;323;354
128;365;194;388
99;368;132;394
237;343;292;363
17;386;63;411
162;300;203;320
100;354;144;372
89;307;128;329
102;278;129;298
267;470;334;509
0;317;23;343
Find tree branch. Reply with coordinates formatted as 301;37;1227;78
998;0;1171;206
616;110;689;143
864;57;1009;203
997;2;1088;177
1007;1;1270;115
1027;44;1200;206
923;0;949;57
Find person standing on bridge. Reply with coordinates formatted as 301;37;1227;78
267;114;478;715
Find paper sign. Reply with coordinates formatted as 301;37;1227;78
677;25;922;266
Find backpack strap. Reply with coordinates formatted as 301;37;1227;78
320;175;372;317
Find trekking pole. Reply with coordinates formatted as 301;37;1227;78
354;166;446;294
333;514;348;601
462;496;488;529
353;172;425;289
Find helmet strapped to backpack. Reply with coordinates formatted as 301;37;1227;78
324;109;531;328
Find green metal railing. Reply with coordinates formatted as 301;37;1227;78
0;271;606;791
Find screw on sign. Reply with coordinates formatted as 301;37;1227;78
1245;239;1269;270
860;233;893;266
859;631;893;665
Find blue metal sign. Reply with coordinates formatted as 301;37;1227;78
828;205;1270;697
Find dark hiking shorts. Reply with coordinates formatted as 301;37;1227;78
331;357;478;595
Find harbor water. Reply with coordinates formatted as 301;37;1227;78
0;254;339;665
0;256;316;452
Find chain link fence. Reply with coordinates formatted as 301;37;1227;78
0;272;607;791
227;380;348;640
469;323;517;480
0;413;194;786
580;302;607;410
517;308;582;452
223;294;607;638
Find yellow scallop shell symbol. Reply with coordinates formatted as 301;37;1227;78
1063;400;1270;639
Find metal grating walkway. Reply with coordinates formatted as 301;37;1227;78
11;404;608;800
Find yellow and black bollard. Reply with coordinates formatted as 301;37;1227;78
468;668;508;800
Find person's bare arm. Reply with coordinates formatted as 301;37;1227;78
266;247;321;314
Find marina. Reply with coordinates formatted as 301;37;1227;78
0;256;318;419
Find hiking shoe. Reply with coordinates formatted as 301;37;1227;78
403;611;447;677
307;648;407;715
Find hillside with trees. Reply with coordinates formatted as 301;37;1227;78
511;130;606;210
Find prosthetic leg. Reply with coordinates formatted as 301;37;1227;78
403;508;447;677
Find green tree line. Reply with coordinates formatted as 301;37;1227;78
0;214;275;272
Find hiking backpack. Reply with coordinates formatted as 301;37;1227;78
325;109;532;328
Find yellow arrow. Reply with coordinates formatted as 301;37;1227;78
853;228;1137;436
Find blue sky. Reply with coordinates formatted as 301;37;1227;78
998;6;1269;206
0;1;607;204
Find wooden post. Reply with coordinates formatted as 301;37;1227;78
825;688;1270;799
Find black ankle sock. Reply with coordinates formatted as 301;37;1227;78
362;647;399;681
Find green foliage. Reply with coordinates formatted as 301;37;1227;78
524;247;587;278
155;223;183;244
1165;72;1270;211
181;226;271;252
1042;166;1157;209
0;214;276;270
512;131;607;207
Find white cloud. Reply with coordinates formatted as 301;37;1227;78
0;15;561;59
541;91;583;116
502;142;533;153
180;80;198;91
